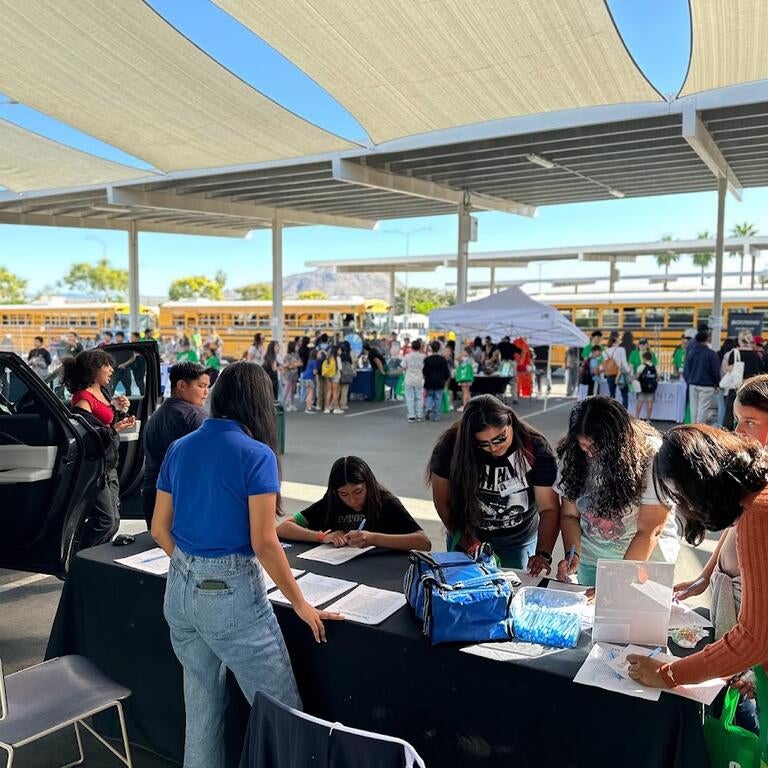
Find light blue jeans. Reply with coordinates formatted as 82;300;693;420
425;389;443;421
405;385;423;419
163;547;301;768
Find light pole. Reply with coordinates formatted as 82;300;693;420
382;227;431;317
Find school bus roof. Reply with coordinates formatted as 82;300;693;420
160;299;385;309
533;290;768;306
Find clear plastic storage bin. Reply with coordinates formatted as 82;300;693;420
511;587;586;648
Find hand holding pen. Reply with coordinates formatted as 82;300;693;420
346;518;371;548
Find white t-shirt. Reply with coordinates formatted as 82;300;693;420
402;351;426;387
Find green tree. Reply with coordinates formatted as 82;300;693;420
214;270;227;288
655;235;679;292
236;282;272;300
395;287;455;315
691;230;713;286
61;258;128;301
297;289;328;300
168;275;224;301
731;222;759;287
0;266;28;304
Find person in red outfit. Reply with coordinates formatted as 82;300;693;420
62;349;136;547
628;425;768;692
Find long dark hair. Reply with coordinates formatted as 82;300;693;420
427;394;547;532
320;456;393;530
61;349;115;393
210;362;281;510
736;373;768;412
556;396;657;518
264;341;279;370
620;331;635;358
653;425;768;545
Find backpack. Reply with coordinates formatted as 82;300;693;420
339;359;356;384
321;355;337;378
603;349;619;377
639;364;658;394
579;358;593;385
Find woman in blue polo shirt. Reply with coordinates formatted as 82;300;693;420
151;362;341;767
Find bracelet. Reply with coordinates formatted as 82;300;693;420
535;551;553;564
659;664;677;688
316;531;326;542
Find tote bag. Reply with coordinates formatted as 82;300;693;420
720;348;745;391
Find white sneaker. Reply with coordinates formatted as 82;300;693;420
333;408;343;414
324;408;331;414
304;409;315;414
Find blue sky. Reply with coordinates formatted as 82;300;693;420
1;0;766;297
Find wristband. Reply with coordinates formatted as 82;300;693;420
535;551;553;564
316;531;326;542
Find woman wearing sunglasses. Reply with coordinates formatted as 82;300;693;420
554;396;679;586
277;456;430;552
427;394;560;572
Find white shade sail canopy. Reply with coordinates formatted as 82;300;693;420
681;0;768;97
429;287;589;346
215;0;662;144
0;119;152;193
0;0;353;173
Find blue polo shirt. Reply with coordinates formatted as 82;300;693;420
157;418;280;557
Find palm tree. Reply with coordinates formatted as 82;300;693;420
730;222;759;288
655;234;679;292
691;230;713;286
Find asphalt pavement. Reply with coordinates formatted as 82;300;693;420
0;390;716;766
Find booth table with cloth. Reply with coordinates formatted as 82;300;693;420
47;534;709;768
578;379;687;422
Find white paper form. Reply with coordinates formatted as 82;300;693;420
269;572;357;607
262;567;305;593
668;603;713;630
461;640;564;663
324;585;406;625
573;643;662;701
115;548;170;576
502;569;544;588
297;544;375;565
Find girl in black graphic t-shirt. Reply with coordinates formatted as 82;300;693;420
428;394;560;572
277;456;431;552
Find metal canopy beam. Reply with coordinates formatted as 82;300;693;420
0;211;248;238
107;187;375;230
331;158;536;217
682;103;743;201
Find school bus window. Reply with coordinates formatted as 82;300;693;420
667;307;694;328
601;308;619;328
623;308;642;328
645;307;664;327
559;309;573;321
574;309;598;328
698;307;711;327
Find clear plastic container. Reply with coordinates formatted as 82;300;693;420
511;587;586;648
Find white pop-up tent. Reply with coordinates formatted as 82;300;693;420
429;287;588;346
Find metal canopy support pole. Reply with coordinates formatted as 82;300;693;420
489;266;496;294
457;196;470;305
272;212;283;347
128;221;140;333
712;176;727;349
388;271;396;331
608;256;617;293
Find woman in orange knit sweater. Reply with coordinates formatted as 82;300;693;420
628;425;768;689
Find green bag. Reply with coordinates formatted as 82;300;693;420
440;389;452;414
704;666;768;768
455;361;475;384
395;373;405;398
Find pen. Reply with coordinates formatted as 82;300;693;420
648;647;663;658
357;518;366;532
566;544;575;569
674;576;706;603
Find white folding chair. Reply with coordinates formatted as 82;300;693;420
0;655;133;768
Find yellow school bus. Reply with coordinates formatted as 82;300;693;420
158;299;389;357
0;302;157;353
541;290;768;369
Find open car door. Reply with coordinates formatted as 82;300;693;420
0;353;104;577
44;341;161;519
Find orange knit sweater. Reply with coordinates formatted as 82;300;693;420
666;487;768;686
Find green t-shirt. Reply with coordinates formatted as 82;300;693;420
629;348;658;372
176;349;199;363
672;346;685;371
204;355;221;370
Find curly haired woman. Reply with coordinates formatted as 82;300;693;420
554;396;679;585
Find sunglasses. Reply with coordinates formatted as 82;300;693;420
476;428;510;451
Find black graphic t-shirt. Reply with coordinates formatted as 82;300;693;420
430;431;557;544
297;493;422;534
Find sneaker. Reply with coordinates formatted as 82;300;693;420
457;406;464;413
407;416;415;423
341;405;349;411
304;409;315;414
324;408;331;414
333;408;343;414
416;417;424;422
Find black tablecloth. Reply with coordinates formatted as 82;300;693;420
47;534;710;768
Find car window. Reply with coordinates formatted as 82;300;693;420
0;363;49;419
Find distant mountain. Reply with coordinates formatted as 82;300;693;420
283;269;399;300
